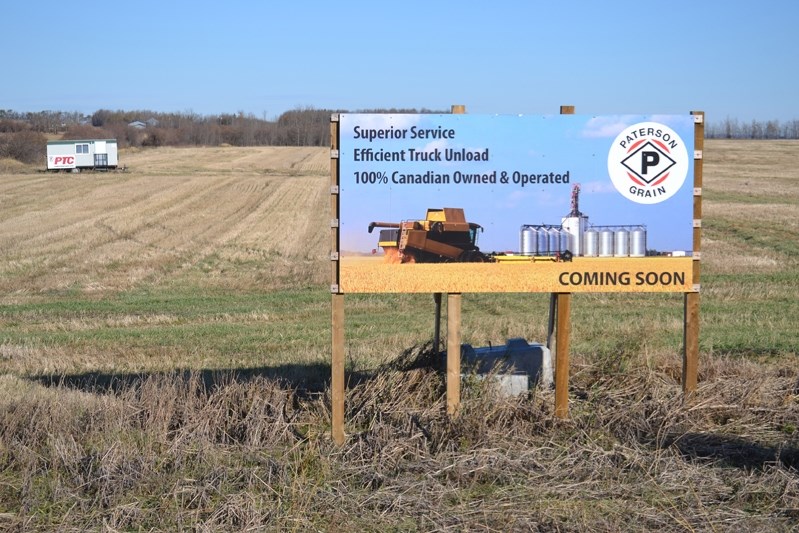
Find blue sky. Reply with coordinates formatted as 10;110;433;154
2;1;796;123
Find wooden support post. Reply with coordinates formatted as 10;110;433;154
683;110;704;394
330;114;345;444
331;293;345;444
447;293;462;416
330;117;340;293
445;103;466;416
683;293;699;393
554;292;571;418
433;293;442;354
546;293;556;350
553;105;574;419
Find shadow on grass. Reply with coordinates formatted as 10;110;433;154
30;342;443;398
665;432;799;471
32;363;333;397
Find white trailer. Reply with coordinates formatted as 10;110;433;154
46;139;119;172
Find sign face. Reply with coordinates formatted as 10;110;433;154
337;113;696;293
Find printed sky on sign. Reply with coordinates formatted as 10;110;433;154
339;114;695;255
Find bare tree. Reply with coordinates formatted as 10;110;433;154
765;120;780;139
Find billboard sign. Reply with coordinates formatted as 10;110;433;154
337;113;696;293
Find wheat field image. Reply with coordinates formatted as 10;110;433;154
1;140;798;530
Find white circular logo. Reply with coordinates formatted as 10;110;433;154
607;121;689;204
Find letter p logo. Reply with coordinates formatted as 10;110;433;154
641;151;659;175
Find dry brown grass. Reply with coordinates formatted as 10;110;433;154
0;141;798;530
701;139;799;275
704;139;799;192
2;347;799;531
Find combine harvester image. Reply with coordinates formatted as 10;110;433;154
368;207;573;264
368;208;490;263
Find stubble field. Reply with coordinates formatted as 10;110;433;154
0;140;798;531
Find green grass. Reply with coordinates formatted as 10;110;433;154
700;270;799;355
2;272;797;373
707;216;799;258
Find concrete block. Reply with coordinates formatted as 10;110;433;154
459;338;552;396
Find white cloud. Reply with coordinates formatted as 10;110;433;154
581;115;638;138
423;139;451;152
498;189;530;209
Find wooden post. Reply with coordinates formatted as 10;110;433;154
330;117;341;292
554;293;571;418
447;293;462;415
683;293;699;393
554;105;574;419
330;115;345;445
331;294;345;444
546;293;556;350
683;111;704;394
433;293;442;354
445;104;466;416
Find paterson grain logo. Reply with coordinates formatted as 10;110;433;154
607;121;689;204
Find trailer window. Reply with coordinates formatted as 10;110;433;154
76;144;89;154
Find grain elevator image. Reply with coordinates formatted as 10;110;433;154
518;184;664;259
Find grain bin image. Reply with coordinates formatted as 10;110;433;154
46;139;118;172
520;184;648;259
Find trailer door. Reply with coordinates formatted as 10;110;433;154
94;141;108;167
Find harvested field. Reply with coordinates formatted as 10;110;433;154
0;146;330;299
0;140;798;531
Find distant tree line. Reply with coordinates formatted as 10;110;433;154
0;107;446;165
0;108;796;165
704;117;799;139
